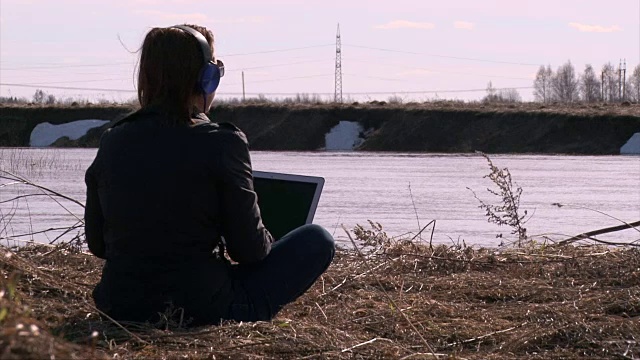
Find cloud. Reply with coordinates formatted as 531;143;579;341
453;21;475;30
135;10;208;23
568;22;622;33
375;20;435;30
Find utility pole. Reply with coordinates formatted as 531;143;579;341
619;59;623;100
242;71;246;102
601;70;605;101
622;59;627;100
334;23;343;103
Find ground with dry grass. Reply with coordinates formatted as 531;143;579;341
1;237;638;359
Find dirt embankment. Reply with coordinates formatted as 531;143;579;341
1;102;639;154
0;106;132;147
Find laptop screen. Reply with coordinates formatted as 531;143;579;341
253;171;324;240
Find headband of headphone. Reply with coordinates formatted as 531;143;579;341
171;25;221;94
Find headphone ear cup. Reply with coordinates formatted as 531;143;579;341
200;62;221;94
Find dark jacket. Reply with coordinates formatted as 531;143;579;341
85;107;273;325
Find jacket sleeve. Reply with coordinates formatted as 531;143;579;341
218;130;273;263
84;135;107;259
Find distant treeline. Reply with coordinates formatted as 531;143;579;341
529;61;640;104
479;61;640;105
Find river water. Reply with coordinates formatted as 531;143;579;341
0;148;638;248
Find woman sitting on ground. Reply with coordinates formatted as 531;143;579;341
84;24;335;326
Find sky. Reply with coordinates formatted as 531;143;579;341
1;0;639;102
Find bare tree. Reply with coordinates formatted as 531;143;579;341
33;89;46;104
552;61;580;103
533;65;553;103
482;82;522;104
601;63;618;102
483;81;499;103
626;79;635;102
498;88;522;103
580;64;601;103
31;89;57;105
628;64;640;102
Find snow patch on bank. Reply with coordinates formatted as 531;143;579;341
621;133;640;155
325;121;366;151
30;120;110;147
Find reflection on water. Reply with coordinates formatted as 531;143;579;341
1;148;639;247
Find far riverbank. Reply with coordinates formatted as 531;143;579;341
1;102;639;154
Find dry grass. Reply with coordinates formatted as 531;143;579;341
1;237;639;359
212;100;640;117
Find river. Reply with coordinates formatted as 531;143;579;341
0;148;638;248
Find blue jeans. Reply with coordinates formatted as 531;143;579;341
224;224;335;321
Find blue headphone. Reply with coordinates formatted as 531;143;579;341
171;25;223;94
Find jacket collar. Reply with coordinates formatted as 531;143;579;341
111;106;210;128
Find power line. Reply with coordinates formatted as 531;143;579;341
340;86;534;95
2;59;333;76
0;45;334;71
14;70;136;77
220;44;334;57
0;83;136;92
346;59;533;81
2;78;133;85
0;82;532;96
227;58;334;72
344;73;406;82
4;58;533;82
1;62;133;71
1;43;542;75
343;44;541;67
225;73;334;86
0;74;335;92
217;86;534;96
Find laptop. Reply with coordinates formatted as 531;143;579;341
252;171;325;240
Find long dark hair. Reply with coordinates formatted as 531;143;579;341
137;24;215;125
